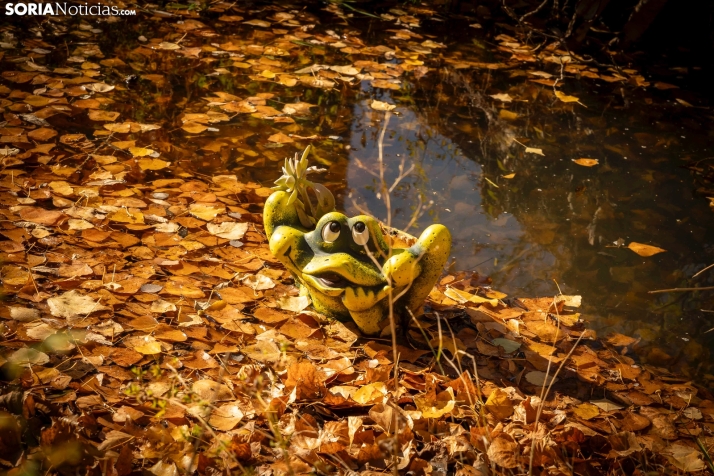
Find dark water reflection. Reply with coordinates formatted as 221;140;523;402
313;25;714;381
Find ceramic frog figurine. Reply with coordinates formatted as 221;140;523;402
263;148;451;335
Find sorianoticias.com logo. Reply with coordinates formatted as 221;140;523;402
4;3;137;16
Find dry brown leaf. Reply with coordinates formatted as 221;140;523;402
487;434;518;468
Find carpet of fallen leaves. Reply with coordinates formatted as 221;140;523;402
1;1;714;475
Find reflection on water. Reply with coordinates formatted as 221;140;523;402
320;55;714;381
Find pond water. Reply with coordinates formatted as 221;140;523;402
35;2;713;381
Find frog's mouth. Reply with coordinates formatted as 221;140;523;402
313;272;349;289
303;271;393;312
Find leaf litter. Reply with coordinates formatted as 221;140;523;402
0;2;712;476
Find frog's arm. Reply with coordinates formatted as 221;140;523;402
264;190;304;239
383;224;451;312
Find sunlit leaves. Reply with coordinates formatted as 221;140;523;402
554;90;583;105
490;93;513;102
370;100;396;111
206;222;248;240
525;146;544;156
627;242;666;257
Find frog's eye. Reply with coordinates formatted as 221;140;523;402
322;221;341;242
352;221;369;246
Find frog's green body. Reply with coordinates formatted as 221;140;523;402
264;190;451;335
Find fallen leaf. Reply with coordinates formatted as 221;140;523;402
525;147;544;156
192;380;233;401
627;242;666;257
554;90;582;105
48;290;108;318
8;348;49;366
277;295;310;312
138;158;170;171
484;388;514;419
490;93;513;102
370;100;396;111
663;443;706;472
414;388;456;418
499;109;518;121
268;132;294;143
572;158;599;167
487;434;518;468
525;371;558;386
208;404;244;431
206;222;248;239
352;382;388;405
590;399;623;412
572;402;600;420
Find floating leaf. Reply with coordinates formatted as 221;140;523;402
370;100;396;111
525;147;544;156
554;90;582;104
138;158;170;171
627;242;666;257
572;158;599;167
490;93;513;102
268;132;294;144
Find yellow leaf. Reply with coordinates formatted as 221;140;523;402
627;242;666;257
352;382;388;405
502;173;516;179
182;122;208;133
268;132;294;144
499;109;518;121
525;147;544;156
260;70;276;79
484;387;514;419
414;388;456;418
554;90;582;104
128;147;156;157
104;123;132;133
132;336;163;354
572;158;599;167
138;158;170;171
490;93;513;102
573;402;600;420
444;287;499;307
277;75;298;87
108;209;144;224
189;203;225;221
